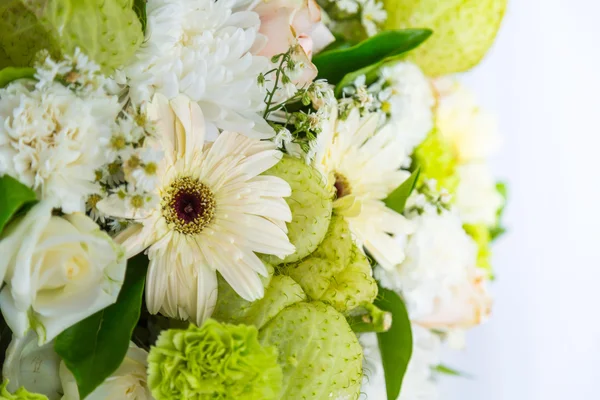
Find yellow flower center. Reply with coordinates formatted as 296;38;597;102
162;176;216;235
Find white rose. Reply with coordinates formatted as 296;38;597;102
0;201;126;345
2;331;63;400
60;343;151;400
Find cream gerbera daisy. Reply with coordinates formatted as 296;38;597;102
312;108;414;270
98;94;294;324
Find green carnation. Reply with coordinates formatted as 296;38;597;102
412;128;459;193
0;0;143;71
259;302;363;400
262;155;333;265
0;381;47;400
284;215;377;313
383;0;507;76
148;320;283;400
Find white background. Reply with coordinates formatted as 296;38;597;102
441;0;600;399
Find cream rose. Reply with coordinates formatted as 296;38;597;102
253;0;335;85
0;201;126;345
60;343;151;400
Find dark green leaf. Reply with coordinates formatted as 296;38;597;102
313;29;431;85
133;0;147;34
0;66;35;88
433;364;473;378
0;175;37;234
375;288;413;400
55;254;148;399
384;168;421;214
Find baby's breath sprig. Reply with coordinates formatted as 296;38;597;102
406;179;453;216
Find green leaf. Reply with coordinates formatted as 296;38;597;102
490;181;508;240
313;29;432;86
384;168;420;214
433;364;473;378
133;0;147;34
55;254;148;399
0;66;35;88
0;175;37;234
375;288;413;400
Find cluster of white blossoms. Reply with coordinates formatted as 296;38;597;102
0;0;506;398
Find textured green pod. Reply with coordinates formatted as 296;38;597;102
259;302;363;400
383;0;507;76
0;0;143;71
213;271;307;330
284;215;377;313
262;155;333;265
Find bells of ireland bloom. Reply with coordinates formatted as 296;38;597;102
262;155;333;265
283;214;378;313
147;320;283;400
0;0;143;71
383;0;507;76
259;302;363;400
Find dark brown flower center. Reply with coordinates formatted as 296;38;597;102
334;172;352;199
162;176;216;235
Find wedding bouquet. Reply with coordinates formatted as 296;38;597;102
0;0;507;399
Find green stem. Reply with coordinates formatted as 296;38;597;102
263;52;289;118
349;303;392;333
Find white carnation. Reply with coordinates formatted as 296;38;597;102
0;64;121;213
377;209;478;320
361;325;441;400
455;163;504;226
379;62;435;158
124;0;273;138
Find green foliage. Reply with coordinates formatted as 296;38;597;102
0;66;35;88
133;0;147;33
148;320;283;400
384;168;421;214
259;302;363;400
490;181;508;240
0;0;143;72
0;380;48;400
383;0;507;76
464;223;493;276
262;155;333;265
374;288;413;400
433;364;472;378
283;215;378;313
55;254;148;399
313;29;431;86
0;175;37;235
412;129;459;193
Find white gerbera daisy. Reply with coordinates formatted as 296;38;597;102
379;62;434;157
313;107;414;270
99;94;294;324
124;0;273;139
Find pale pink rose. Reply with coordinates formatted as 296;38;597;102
416;270;492;331
253;0;335;85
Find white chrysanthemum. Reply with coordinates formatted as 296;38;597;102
361;325;441;400
377;209;478;320
455;163;504;226
99;94;294;325
0;74;120;213
313;108;414;269
124;0;273;138
379;62;434;157
433;78;500;163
